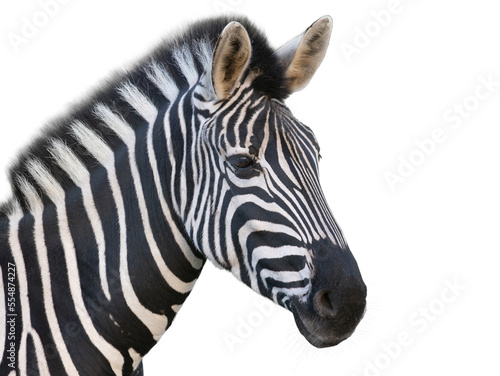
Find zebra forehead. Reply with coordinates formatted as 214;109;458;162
215;95;320;157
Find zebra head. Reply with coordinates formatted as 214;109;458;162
186;16;366;348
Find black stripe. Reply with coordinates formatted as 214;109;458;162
42;203;114;374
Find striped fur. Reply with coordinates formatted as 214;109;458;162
0;15;366;375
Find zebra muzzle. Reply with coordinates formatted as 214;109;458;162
291;245;367;348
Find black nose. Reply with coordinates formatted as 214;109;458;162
310;242;367;325
293;241;366;347
313;288;340;318
312;281;366;318
311;279;366;343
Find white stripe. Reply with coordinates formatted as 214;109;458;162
0;265;5;365
71;122;168;340
281;116;339;243
284;134;329;230
176;94;189;217
193;39;216;99
27;160;124;375
259;174;315;243
237;219;301;291
233;99;252;147
271;286;310;303
260;114;316;243
14;189;79;375
163;106;180;214
250;245;311;272
221;89;254;149
31;331;51;375
128;348;142;372
184;139;207;236
171;304;182;313
260;268;310;286
273;115;300;188
294;186;326;238
94;104;195;294
49;140;90;183
193;39;213;75
291;155;335;242
219;78;253;111
8;204;36;376
227;169;268;190
49;140;111;301
238;220;301;243
117;83;157;123
119;84;202;269
145;61;179;102
243;97;265;148
173;45;199;87
224;195;303;279
186;140;212;246
146;108;203;270
264;165;319;243
212;181;229;266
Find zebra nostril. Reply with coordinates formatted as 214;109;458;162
313;288;340;318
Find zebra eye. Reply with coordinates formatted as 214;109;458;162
228;154;255;169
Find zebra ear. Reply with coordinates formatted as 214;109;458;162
212;21;252;100
276;16;333;93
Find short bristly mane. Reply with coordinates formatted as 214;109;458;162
0;15;288;217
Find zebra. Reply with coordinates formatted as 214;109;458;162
0;15;366;375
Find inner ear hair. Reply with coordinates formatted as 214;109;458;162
280;16;333;93
212;21;252;100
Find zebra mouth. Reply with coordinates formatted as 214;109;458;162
291;307;351;348
290;294;365;348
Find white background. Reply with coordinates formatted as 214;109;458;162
1;1;499;375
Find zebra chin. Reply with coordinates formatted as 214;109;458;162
289;286;366;348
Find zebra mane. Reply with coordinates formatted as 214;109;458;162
1;15;288;216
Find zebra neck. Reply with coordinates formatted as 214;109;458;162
0;91;207;374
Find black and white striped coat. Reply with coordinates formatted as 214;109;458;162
0;16;366;375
